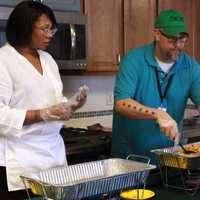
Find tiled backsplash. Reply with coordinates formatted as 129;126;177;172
71;110;113;119
64;110;113;128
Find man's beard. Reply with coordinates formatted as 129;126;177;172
166;50;180;62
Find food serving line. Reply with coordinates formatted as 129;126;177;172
21;156;156;200
152;141;200;194
20;142;200;200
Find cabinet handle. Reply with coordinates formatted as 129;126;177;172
116;54;121;65
70;24;76;59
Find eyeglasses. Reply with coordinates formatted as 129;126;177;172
36;27;58;36
160;31;188;45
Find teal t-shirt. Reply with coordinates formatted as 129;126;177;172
111;42;200;164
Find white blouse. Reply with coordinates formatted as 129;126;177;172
0;43;67;191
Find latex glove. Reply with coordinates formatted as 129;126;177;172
39;102;74;121
156;109;180;144
67;85;89;109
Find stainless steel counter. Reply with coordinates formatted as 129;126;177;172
183;124;200;138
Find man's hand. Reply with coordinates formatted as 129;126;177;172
156;109;180;144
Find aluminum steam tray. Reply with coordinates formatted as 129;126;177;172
21;158;156;200
151;142;200;169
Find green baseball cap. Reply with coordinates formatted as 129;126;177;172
155;9;188;37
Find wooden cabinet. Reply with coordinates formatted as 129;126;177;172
195;1;200;62
83;0;200;73
83;0;157;72
83;0;123;72
123;0;156;53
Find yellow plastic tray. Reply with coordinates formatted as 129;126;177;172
120;189;155;200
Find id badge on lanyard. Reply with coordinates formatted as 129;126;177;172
158;99;167;112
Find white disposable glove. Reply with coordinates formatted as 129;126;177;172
67;85;89;109
39;102;75;121
40;85;89;121
156;109;180;144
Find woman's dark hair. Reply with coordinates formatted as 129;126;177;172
6;0;57;47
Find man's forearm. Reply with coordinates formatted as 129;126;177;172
115;98;180;142
115;99;158;120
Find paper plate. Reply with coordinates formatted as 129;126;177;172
120;189;155;200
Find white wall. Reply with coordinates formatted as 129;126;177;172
61;75;115;111
61;75;115;128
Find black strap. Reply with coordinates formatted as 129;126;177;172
155;68;174;102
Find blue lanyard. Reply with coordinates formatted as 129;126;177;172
155;68;174;103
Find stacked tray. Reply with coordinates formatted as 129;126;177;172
21;158;156;200
151;142;200;169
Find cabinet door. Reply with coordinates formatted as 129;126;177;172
84;0;123;72
124;0;156;53
158;0;198;60
195;1;200;62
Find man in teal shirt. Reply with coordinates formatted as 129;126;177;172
112;9;200;164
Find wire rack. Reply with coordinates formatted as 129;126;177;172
152;142;200;195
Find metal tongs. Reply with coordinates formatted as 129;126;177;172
179;143;196;154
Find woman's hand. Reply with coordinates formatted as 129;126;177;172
39;85;89;121
39;102;74;121
68;85;89;109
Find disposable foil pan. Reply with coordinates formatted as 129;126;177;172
151;142;200;169
21;158;156;200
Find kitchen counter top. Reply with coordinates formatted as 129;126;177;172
183;124;200;138
152;185;200;200
30;185;200;200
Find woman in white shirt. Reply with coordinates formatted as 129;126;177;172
0;1;87;199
